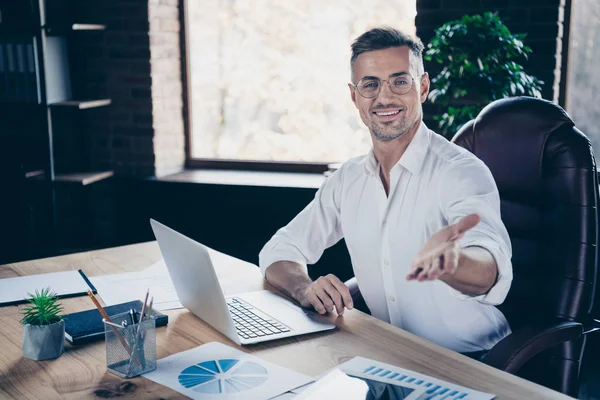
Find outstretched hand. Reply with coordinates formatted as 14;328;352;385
407;214;480;282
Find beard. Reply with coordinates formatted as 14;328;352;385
369;113;411;142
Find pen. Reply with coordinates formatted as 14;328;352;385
138;296;153;369
145;297;154;321
126;289;150;375
103;319;124;329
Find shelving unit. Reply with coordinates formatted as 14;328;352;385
0;0;112;180
0;0;112;258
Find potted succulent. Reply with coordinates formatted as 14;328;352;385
424;12;543;137
20;287;65;360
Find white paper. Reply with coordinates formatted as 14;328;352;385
325;357;495;400
144;341;313;400
0;270;93;305
295;367;426;400
90;260;183;311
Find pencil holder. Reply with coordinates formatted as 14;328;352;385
103;311;157;378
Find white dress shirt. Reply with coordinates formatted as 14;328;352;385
259;122;513;353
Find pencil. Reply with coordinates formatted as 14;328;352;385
86;290;131;353
138;289;149;323
86;290;112;321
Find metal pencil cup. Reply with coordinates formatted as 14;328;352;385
103;311;157;378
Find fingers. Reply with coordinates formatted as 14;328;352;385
451;214;480;239
305;275;354;315
408;244;460;281
321;282;343;315
319;275;354;315
303;287;326;314
408;242;447;279
409;256;441;281
407;216;476;282
311;284;334;314
326;274;354;312
424;257;441;281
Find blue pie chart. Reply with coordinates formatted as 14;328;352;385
178;359;268;394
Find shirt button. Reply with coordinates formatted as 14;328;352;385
384;259;389;266
389;296;395;302
382;221;387;228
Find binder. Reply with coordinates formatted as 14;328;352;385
63;300;169;345
26;40;38;103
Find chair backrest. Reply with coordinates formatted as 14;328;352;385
452;96;599;330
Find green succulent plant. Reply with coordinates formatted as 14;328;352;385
20;287;63;326
424;12;543;137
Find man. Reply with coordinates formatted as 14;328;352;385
258;27;512;356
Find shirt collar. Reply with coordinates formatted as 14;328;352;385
362;121;431;176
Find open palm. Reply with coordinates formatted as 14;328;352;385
407;214;481;281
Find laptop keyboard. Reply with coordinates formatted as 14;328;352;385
227;297;291;340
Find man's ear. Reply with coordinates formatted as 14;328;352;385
420;72;430;103
348;83;358;108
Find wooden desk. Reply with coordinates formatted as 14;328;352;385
0;242;571;399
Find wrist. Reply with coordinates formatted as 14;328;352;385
292;280;312;303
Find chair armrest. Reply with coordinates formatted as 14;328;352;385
345;277;363;303
482;320;583;373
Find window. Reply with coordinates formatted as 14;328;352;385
183;0;416;168
566;0;600;155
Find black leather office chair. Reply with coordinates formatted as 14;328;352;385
451;96;599;396
347;97;600;397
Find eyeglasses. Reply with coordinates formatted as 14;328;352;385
352;75;416;98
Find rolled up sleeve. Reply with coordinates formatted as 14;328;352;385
440;157;513;305
258;168;345;277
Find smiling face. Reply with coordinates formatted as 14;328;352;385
349;46;430;143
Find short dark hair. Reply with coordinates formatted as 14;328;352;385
350;27;424;80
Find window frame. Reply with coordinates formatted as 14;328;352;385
180;0;332;174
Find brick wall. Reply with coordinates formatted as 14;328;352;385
77;0;184;178
149;0;185;177
416;0;566;129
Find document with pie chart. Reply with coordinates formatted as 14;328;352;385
144;342;313;399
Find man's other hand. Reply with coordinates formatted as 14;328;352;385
407;214;480;282
296;274;354;315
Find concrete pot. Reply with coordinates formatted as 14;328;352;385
22;319;65;361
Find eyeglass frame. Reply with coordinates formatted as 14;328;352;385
351;73;422;99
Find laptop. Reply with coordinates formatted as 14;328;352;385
150;219;336;345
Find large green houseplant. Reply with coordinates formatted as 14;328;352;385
20;287;65;360
424;12;543;137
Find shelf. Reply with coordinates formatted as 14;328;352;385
49;99;111;109
54;171;114;186
25;170;45;180
45;24;107;34
72;24;106;31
